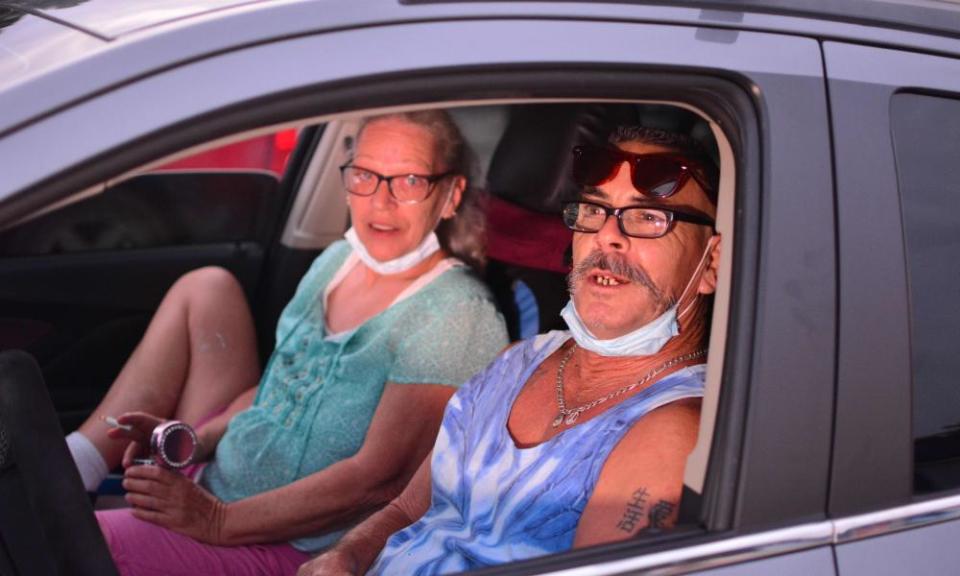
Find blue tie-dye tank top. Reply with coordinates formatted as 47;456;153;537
369;331;706;575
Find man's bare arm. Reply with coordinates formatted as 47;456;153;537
574;398;701;548
297;453;434;575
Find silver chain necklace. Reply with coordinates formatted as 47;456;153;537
552;344;706;428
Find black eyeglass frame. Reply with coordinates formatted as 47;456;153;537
561;200;715;239
339;164;454;204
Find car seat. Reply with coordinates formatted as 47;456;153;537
484;103;639;340
0;350;119;576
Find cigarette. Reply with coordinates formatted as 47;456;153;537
100;415;133;432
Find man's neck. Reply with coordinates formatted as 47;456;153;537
567;311;708;400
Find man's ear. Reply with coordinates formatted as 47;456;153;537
697;234;722;295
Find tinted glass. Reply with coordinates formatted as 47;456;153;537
0;172;282;256
891;93;960;494
153;130;299;177
0;131;300;256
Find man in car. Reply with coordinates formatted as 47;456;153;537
298;124;722;575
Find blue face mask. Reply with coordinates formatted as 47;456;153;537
561;236;716;357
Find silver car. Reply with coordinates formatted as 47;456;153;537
0;0;958;574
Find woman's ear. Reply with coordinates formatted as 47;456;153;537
444;176;466;219
697;234;722;295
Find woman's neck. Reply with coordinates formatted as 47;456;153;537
355;248;448;286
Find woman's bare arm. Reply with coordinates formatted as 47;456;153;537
217;382;450;545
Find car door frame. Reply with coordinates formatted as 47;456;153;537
0;12;836;574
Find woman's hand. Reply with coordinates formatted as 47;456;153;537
297;549;357;576
123;464;229;545
107;411;165;468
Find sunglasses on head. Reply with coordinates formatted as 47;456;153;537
571;144;716;200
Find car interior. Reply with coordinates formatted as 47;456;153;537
0;99;735;574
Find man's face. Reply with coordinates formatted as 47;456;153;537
569;141;717;339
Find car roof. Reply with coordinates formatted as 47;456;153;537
2;0;960;141
0;0;276;38
0;0;300;138
406;0;960;39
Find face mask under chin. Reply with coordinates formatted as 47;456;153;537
344;183;455;275
562;236;716;357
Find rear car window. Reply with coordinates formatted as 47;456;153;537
891;93;960;494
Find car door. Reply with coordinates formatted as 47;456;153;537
825;41;960;574
0;3;838;572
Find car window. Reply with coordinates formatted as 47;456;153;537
0;129;302;257
153;129;299;177
890;93;960;494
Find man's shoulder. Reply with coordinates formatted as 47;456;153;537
480;331;567;384
616;396;702;459
455;331;567;396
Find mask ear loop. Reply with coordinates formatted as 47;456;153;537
431;179;458;229
676;235;719;323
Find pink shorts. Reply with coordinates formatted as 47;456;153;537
97;509;310;576
96;407;310;575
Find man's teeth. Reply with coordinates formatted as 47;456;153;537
594;275;622;286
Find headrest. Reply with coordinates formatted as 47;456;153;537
486;103;718;214
487;104;634;214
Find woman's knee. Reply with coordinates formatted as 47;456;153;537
170;267;246;308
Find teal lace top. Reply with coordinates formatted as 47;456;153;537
199;240;508;553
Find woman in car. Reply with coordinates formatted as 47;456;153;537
66;110;508;575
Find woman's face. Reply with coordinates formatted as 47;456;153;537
347;117;464;263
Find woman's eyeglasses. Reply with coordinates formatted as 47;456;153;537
562;200;714;239
571;145;716;199
340;165;452;204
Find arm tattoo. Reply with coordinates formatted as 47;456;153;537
615;488;649;533
646;499;676;532
615;489;678;534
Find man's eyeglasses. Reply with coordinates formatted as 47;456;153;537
561;200;714;239
571;145;717;200
339;165;453;204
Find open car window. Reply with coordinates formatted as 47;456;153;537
211;100;734;549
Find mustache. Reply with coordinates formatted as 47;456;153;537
568;250;669;305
